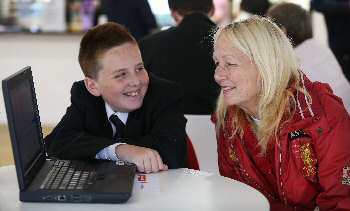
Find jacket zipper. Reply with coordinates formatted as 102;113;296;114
238;162;278;201
279;146;288;205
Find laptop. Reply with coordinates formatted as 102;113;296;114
2;66;136;203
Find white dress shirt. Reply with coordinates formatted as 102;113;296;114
95;103;128;161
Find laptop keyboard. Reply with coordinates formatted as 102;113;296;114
40;160;100;190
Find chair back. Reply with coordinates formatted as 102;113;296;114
187;135;200;170
185;115;219;174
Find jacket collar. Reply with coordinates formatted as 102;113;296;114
179;12;215;26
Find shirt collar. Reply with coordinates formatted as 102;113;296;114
105;103;129;124
250;116;261;126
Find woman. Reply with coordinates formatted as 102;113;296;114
211;16;350;210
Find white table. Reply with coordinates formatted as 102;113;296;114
0;165;269;211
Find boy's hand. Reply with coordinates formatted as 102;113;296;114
115;144;169;173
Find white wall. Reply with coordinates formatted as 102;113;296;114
0;34;83;125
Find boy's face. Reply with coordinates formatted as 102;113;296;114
86;42;149;112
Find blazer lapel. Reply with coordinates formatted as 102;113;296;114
95;97;114;138
124;109;142;142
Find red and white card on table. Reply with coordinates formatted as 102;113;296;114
132;172;160;192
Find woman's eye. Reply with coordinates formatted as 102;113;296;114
215;62;219;67
227;62;237;67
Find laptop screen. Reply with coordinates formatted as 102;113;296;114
2;67;44;175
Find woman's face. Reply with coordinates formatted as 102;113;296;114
213;36;260;118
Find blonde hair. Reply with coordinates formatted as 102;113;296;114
213;16;308;152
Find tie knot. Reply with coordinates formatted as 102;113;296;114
109;115;125;139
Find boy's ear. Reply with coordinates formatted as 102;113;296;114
84;77;101;97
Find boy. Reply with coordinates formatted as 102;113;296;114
45;22;187;173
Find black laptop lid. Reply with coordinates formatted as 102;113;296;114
2;66;46;190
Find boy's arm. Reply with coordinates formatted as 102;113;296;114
129;80;188;169
44;81;116;161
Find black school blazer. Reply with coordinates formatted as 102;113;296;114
45;73;188;168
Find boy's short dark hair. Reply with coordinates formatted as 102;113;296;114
78;22;136;79
168;0;213;16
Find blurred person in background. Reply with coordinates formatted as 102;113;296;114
240;0;270;15
212;0;233;26
138;0;219;115
100;0;158;41
311;0;350;83
235;0;271;21
212;16;350;210
267;2;350;114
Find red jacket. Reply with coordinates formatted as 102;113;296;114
212;75;350;210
